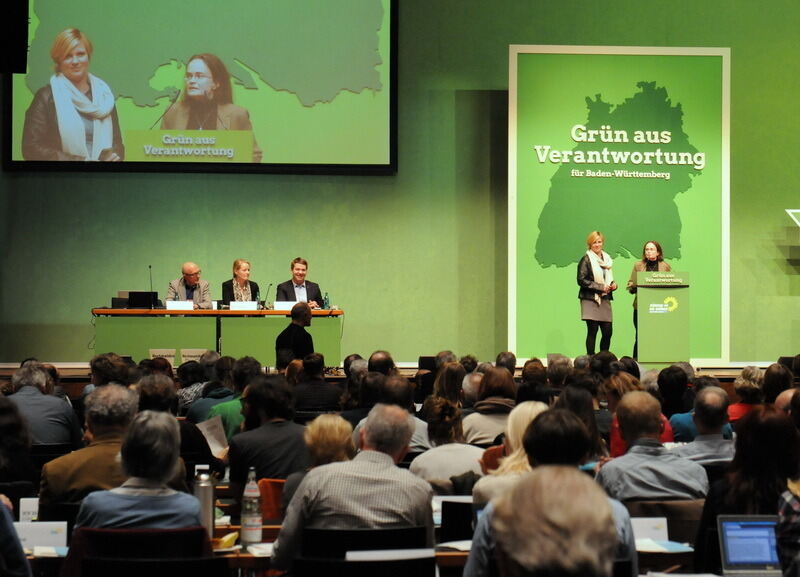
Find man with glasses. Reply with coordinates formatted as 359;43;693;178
167;261;211;309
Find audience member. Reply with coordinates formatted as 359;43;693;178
495;351;517;377
596;391;707;501
368;350;397;376
74;411;201;529
418;361;466;420
589;351;618;379
39;385;138;507
616;356;640;380
228;376;309;505
0;493;31;577
546;354;572;388
338;354;366;411
462;371;482;408
281;414;356;513
186;355;236;423
517;359;557;405
285;359;303;386
668;375;734;441
565;370;611;440
472;401;548;507
554;385;608;459
340;370;384;429
275;302;314;361
8;364;82;448
272;404;434;571
293;353;341;411
763;362;794;405
775;386;799;413
728;366;764;424
436;350;458;373
207;356;262;440
573;354;590;370
460;354;479;374
696;405;799;573
0;396;36;484
657;365;690;418
463;367;517;445
671;386;735;465
410;398;484;482
174;360;207;415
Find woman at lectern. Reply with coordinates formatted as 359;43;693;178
22;28;124;161
577;231;617;355
221;259;261;306
626;240;671;358
160;53;262;162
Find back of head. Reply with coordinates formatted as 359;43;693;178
459;354;478;374
359;371;386;408
149;356;173;377
424;397;463;445
176;360;205;387
600;371;642;408
232;356;262;393
199;350;221;381
492;466;616;577
302;353;325;379
546;355;572;388
763;363;794;404
520;362;547;389
589;351;618;379
343;353;364;378
349;358;368;386
121;410;180;484
734;366;764;404
673;361;696;384
90;352;126;385
553;385;601;453
616;390;662;444
137;373;177;413
479;367;517;401
523;409;592;466
573;355;590;371
245;375;294;420
214;356;235;387
692;375;721;392
433;362;466;404
368;350;396;376
657;365;689;417
462;372;482;407
496;351;517;376
85;384;138;433
617;356;640;380
305;414;355;467
285;359;303;385
379;375;414;411
693;386;730;432
11;364;48;393
435;350;457;372
505;401;549;454
290;301;311;322
363;404;414;456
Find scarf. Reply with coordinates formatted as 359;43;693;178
586;249;614;304
50;73;115;160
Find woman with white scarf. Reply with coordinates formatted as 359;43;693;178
22;28;124;161
577;231;617;354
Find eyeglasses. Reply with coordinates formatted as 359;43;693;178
183;271;201;277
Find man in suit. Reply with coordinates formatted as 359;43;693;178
166;261;211;309
275;257;323;309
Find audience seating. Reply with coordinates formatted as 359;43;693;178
29;443;73;484
624;498;705;545
300;526;427;559
82;556;229;577
257;478;285;520
293;410;337;425
0;480;35;521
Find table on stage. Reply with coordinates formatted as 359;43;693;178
91;308;344;366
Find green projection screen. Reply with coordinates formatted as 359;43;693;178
509;46;729;364
4;0;396;174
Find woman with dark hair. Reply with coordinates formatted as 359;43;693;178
462;367;517;445
418;361;467;421
554;385;608;460
763;363;794;405
161;53;262;162
0;397;36;485
578;231;617;355
657;365;689;418
410;398;483;482
626;240;671;358
695;405;800;573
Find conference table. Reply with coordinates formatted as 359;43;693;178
91;308;344;366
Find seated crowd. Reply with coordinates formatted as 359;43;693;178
2;349;800;577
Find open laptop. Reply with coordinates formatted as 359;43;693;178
717;515;781;576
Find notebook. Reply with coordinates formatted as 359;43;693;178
717;515;781;576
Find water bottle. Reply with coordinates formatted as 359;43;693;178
194;471;215;538
323;292;330;310
240;467;262;546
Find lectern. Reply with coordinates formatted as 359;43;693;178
636;271;690;363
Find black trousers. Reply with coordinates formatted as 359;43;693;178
585;320;612;355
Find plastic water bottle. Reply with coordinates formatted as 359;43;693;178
240;467;262;546
323;292;330;310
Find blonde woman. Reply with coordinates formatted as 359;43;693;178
472;401;549;507
577;231;617;354
23;28;124;161
221;259;260;306
728;366;764;424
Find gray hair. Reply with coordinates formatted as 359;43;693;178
640;369;660;392
349;358;368;385
673;361;696;383
363;403;414;455
492;466;616;577
573;355;590;370
12;365;48;393
85;384;138;430
121;410;180;483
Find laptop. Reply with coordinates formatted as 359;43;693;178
717;515;781;576
127;291;158;309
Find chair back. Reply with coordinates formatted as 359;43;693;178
0;481;35;521
61;526;211;577
293;554;435;577
257;478;285;520
624;498;705;545
30;443;74;485
301;526;427;559
38;502;82;542
82;556;228;577
294;410;336;425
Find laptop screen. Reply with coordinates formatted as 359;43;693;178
718;516;780;570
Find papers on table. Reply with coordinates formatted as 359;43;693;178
635;538;694;553
247;543;273;557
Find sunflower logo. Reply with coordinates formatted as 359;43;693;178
663;297;678;312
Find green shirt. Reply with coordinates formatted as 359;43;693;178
207;395;243;440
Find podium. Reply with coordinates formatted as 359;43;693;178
636;271;690;363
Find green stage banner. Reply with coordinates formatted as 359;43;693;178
509;46;729;363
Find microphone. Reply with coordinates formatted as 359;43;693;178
148;265;154;309
264;283;273;309
149;87;182;129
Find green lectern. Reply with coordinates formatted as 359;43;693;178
637;271;690;363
